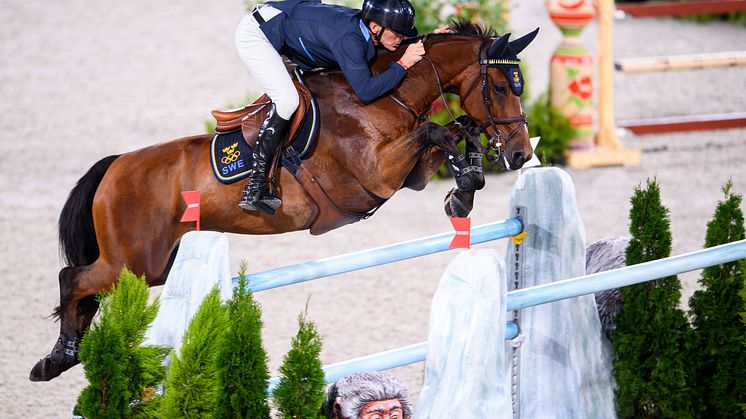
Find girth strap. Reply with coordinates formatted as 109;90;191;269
281;148;386;235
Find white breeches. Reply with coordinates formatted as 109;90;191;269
235;6;299;120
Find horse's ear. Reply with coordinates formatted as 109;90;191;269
509;27;540;56
487;32;511;58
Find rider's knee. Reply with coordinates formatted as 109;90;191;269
275;86;300;120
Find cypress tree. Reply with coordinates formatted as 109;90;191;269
77;304;129;418
215;263;271;418
273;303;326;419
688;180;746;418
160;287;228;418
741;283;746;416
77;269;168;418
612;178;694;418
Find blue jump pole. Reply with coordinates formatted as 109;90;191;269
266;239;746;395
239;217;523;292
508;239;746;311
267;321;520;394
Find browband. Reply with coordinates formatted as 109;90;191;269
480;58;521;66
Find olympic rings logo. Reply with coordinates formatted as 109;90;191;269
221;151;241;164
221;142;241;164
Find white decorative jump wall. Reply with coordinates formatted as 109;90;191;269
235;168;746;411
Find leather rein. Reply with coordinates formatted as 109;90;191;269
391;37;528;163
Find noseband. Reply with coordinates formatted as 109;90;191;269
391;37;528;163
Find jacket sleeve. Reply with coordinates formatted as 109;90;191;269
333;35;407;104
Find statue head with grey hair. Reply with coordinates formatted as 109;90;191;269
322;371;413;419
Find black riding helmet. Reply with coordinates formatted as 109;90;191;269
361;0;418;38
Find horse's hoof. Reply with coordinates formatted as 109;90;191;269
29;356;62;382
444;188;473;218
30;336;81;382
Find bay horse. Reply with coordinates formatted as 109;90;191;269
30;21;538;381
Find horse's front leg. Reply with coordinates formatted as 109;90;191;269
426;118;485;193
424;118;484;218
455;115;487;191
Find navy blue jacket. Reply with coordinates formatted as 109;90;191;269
258;0;407;104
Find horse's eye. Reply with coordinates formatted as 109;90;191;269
493;84;506;95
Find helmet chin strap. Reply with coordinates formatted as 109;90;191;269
372;26;385;44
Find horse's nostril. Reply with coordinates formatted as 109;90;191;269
512;150;525;167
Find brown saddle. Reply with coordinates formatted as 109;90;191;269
211;80;312;148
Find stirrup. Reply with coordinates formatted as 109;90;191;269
239;179;282;214
254;195;282;214
239;194;259;211
239;192;281;214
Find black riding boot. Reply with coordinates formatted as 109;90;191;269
239;104;289;214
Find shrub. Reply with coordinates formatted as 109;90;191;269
741;282;746;415
215;263;271;418
159;287;228;418
77;309;129;418
411;0;508;34
525;93;573;165
688;180;746;417
76;269;168;418
612;178;694;418
273;304;326;419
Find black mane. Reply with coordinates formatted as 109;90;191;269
425;18;499;40
450;18;498;37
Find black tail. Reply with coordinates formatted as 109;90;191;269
59;155;120;267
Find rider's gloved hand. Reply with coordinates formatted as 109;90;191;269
400;40;425;69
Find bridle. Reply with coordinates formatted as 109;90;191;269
390;37;528;163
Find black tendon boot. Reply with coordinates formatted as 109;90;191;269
239;103;289;214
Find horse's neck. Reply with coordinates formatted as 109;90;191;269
394;37;479;115
371;47;405;72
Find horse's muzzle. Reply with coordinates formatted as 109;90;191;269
510;149;528;169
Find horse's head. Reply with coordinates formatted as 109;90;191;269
427;22;539;170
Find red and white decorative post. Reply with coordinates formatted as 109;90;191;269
547;0;595;149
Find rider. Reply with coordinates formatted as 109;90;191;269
235;0;426;214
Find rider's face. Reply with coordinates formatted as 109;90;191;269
369;22;406;52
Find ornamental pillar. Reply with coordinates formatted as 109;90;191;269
547;0;595;149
